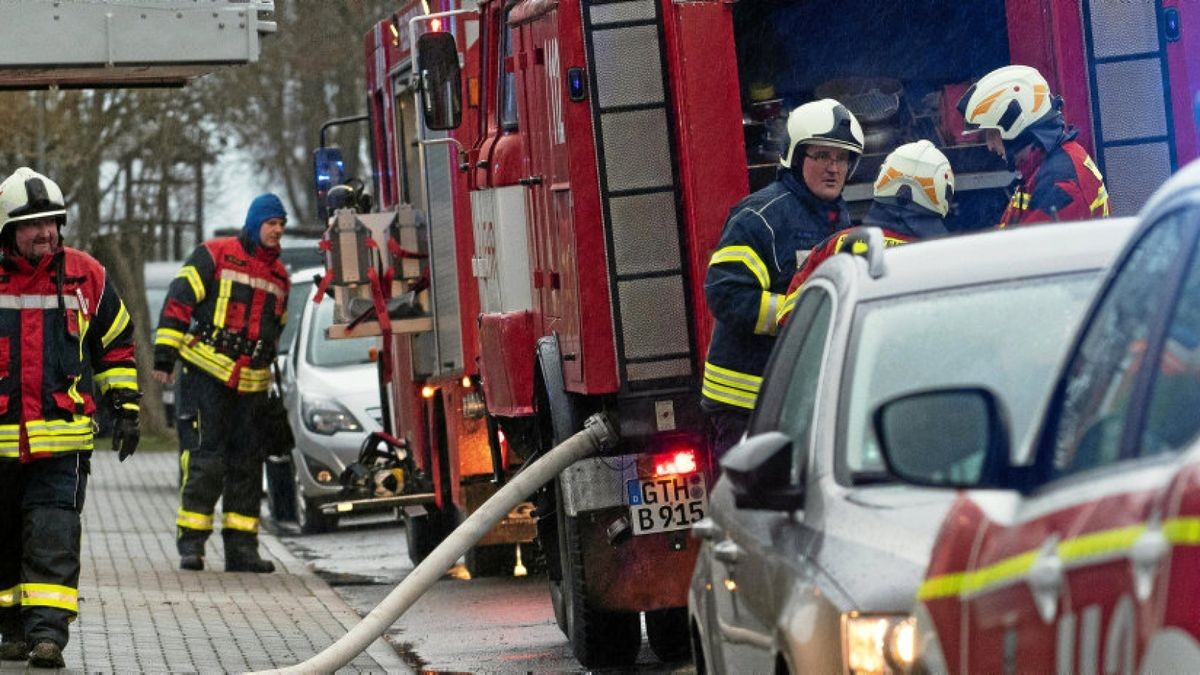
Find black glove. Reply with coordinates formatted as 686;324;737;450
109;390;142;461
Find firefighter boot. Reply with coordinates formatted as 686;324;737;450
223;532;275;573
29;640;64;668
177;527;208;571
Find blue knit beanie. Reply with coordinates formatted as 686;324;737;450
243;193;287;244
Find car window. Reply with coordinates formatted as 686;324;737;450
775;289;833;470
280;280;314;355
306;297;379;368
1139;232;1200;455
843;272;1099;483
1048;215;1187;478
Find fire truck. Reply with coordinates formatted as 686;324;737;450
320;0;1199;667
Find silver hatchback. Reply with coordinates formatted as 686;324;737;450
689;218;1136;674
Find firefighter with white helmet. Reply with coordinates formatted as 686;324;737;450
702;98;863;457
777;140;955;325
958;64;1109;226
0;167;140;668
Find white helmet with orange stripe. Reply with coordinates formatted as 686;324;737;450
873;140;955;217
957;65;1053;141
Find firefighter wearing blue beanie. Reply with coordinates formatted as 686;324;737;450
241;192;287;251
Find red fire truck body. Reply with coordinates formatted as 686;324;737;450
345;0;1199;666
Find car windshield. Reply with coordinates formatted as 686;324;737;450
306;297;378;368
841;271;1099;483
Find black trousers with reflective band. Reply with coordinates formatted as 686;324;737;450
0;453;88;648
706;407;749;462
175;366;267;557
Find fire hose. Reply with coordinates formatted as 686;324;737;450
249;412;619;675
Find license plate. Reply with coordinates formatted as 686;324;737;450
626;473;707;535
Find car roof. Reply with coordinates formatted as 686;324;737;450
813;217;1139;300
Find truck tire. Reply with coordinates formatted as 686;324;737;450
561;511;641;668
465;544;516;578
404;510;447;566
646;607;691;663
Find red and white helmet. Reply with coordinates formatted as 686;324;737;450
873;140;955;217
0;167;66;236
957;65;1053;140
780;98;865;169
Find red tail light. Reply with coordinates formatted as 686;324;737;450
653;449;698;477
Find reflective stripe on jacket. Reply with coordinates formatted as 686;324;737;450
153;236;289;393
0;247;137;462
703;170;849;410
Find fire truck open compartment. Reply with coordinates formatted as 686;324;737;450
732;0;1013;230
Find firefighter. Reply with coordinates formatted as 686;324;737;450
0;167;140;668
153;193;290;573
777;139;955;325
702;99;863;458
958;64;1109;226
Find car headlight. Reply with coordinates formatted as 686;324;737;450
842;612;916;674
300;396;363;435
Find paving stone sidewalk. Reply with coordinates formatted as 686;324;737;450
2;449;408;674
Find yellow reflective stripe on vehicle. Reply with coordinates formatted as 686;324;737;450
218;268;286;301
755;291;781;336
179;265;205;302
214;278;233;328
701;378;757;410
710;245;770;289
21;583;77;612
223;512;260;533
0;584;18;607
155;327;186;349
95;367;139;391
100;303;131;348
176;509;214;531
919;516;1200;602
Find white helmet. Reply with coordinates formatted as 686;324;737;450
0;167;66;235
873;140;955;217
957;65;1053;140
780;98;865;168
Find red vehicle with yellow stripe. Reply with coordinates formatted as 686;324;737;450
874;159;1200;672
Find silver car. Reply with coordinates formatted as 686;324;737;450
265;266;384;533
688;218;1136;674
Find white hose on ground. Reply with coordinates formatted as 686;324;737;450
249;412;619;675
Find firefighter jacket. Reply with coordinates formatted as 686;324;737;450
777;199;948;325
153;235;289;394
702;169;849;411
1000;129;1109;227
0;247;137;462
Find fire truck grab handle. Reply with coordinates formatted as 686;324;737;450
519;175;543;186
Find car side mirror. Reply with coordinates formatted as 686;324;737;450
720;432;805;511
416;31;463;131
873;387;1012;488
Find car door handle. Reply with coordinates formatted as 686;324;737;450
1131;524;1167;601
1027;544;1063;623
692;517;722;541
713;539;742;565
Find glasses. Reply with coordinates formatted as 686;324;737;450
804;151;851;169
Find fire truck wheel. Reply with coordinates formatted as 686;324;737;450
404;511;447;566
561;512;641;667
465;544;517;578
645;607;691;663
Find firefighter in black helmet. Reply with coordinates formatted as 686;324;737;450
0;167;140;669
702;99;863;458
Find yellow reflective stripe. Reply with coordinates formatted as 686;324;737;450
218;268;287;301
236;371;272;394
1090;185;1109;215
1010;191;1030;209
703;361;763;390
777;288;801;324
176;509;214;531
223;512;260;533
179;266;205;302
0;423;20;457
100;302;131;348
920;516;1200;602
0;584;17;607
155;327;186;349
755;291;781;336
709;245;770;289
701;378;757;410
21;583;77;612
179;341;236;381
95;367;139;391
214;278;234;328
180;450;190;499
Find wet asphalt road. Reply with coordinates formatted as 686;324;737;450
269;515;695;673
